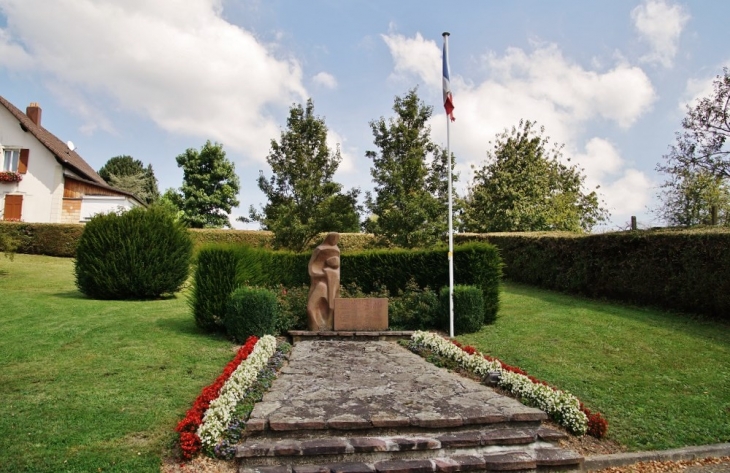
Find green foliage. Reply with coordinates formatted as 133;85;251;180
458;230;730;321
438;285;485;334
98;155;160;204
0;221;84;257
174;140;241;228
0;230;18;260
245;99;361;251
74;206;192;299
658;67;730;180
461;120;608;233
388;279;439;330
224;286;280;342
191;245;309;332
192;242;501;333
655;168;730;226
190;246;241;331
275;284;309;333
364;88;458;248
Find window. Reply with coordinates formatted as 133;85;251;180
2;149;20;172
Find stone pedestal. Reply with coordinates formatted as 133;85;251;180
333;298;388;331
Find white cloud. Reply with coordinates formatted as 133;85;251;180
312;71;337;89
632;0;690;68
0;0;307;163
327;129;355;174
382;33;657;228
381;32;440;88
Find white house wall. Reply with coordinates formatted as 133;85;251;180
80;196;138;222
0;106;65;223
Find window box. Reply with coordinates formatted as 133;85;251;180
0;171;22;183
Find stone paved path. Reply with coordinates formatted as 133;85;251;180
246;340;545;433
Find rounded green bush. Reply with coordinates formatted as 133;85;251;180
224;286;280;342
438;285;485;335
74;205;193;299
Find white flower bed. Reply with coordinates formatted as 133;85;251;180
411;331;588;435
197;335;277;449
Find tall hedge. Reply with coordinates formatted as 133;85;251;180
456;229;730;320
191;242;502;331
0;222;83;257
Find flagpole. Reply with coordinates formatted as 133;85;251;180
443;31;454;339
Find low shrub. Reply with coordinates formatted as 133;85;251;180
389;280;439;330
438;285;485;335
224;287;280;342
74;206;192;299
275;284;309;333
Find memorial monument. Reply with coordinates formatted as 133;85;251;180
306;232;341;330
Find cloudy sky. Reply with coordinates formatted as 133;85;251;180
1;0;728;230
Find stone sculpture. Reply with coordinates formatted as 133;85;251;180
307;232;341;330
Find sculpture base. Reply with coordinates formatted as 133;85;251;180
333;298;388;331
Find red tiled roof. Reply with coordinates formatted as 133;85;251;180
0;94;142;203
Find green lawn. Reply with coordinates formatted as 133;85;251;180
458;282;730;451
0;254;235;473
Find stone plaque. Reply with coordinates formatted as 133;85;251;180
333;298;388;331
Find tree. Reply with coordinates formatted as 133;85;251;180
656;68;730;225
244;99;360;251
460;120;608;233
174;141;240;228
658;68;730;179
98;155;159;204
364;88;457;248
654;168;730;226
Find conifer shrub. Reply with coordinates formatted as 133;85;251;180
224;287;279;342
74;206;192;299
191;246;240;331
438;285;485;334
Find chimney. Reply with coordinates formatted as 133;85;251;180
26;102;42;126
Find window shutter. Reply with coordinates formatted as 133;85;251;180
18;149;29;174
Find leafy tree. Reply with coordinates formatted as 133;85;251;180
461;120;608;233
654;168;730;226
658;68;730;179
364;88;457;248
656;68;730;225
244;99;360;251
174;141;240;228
98;155;159;204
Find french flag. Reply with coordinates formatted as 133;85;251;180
442;35;455;121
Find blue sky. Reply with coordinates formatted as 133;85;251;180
1;0;728;230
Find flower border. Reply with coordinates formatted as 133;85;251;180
175;335;261;460
197;335;277;451
410;331;607;437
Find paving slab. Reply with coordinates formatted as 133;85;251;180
246;340;544;434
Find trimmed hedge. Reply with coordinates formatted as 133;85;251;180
0;221;83;257
191;242;502;332
456;229;730;320
438;285;485;335
1;223;387;257
224;287;280;342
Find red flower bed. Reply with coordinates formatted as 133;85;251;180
175;336;259;460
450;339;608;438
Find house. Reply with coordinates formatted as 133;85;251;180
0;95;142;223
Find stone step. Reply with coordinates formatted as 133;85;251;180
239;428;545;458
239;448;583;473
237;427;569;467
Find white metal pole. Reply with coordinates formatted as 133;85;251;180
443;32;454;339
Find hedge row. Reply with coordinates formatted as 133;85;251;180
0;222;384;257
0;222;84;257
191;242;502;331
456;229;730;320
